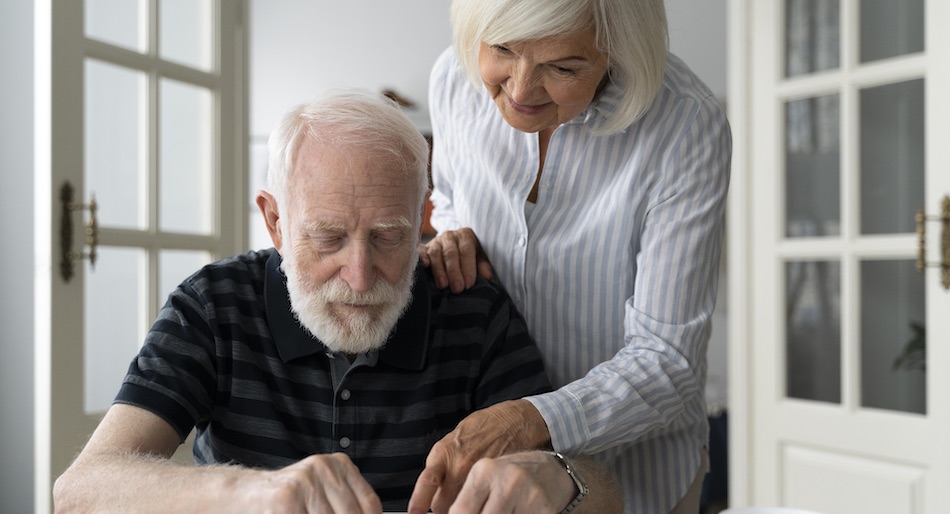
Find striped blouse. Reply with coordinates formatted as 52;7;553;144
428;47;732;513
116;248;550;510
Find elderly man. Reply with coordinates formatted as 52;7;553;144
53;90;620;513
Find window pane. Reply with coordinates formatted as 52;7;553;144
786;94;840;237
84;247;145;413
85;0;146;52
160;0;213;71
860;0;924;63
860;80;925;235
85;59;146;230
158;249;212;308
786;260;841;403
860;260;926;414
160;78;213;235
785;0;840;78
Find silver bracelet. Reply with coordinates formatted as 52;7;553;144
543;451;589;513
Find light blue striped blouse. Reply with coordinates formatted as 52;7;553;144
428;47;732;513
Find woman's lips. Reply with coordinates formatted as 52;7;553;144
508;97;549;115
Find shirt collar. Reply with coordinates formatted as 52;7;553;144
264;249;430;370
569;77;624;132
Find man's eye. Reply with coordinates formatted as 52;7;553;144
374;232;405;249
313;237;344;251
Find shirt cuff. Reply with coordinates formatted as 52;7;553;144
525;388;590;453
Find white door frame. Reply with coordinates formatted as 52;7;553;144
33;1;247;512
728;0;950;511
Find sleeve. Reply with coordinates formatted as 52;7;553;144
114;279;219;442
426;46;464;233
528;94;732;453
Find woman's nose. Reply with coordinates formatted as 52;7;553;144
507;64;538;103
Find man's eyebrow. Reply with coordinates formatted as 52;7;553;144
301;218;411;233
372;217;412;232
302;220;346;233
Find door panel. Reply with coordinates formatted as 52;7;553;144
34;1;246;512
742;0;949;512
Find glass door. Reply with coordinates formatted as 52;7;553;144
34;1;246;511
743;0;950;512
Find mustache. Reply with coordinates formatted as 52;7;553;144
318;275;403;305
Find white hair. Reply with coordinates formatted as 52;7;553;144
451;0;668;135
266;89;430;225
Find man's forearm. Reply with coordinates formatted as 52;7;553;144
567;455;623;514
54;452;252;513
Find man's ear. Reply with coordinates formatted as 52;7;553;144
418;189;434;241
418;192;429;241
256;190;283;252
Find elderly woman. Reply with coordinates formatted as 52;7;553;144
410;1;732;513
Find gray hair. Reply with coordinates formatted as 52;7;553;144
266;89;430;223
450;0;668;135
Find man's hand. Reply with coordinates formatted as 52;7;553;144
243;453;383;513
54;404;384;513
407;400;551;514
418;228;494;293
444;452;578;514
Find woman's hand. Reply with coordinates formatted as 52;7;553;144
418;228;494;293
407;400;551;513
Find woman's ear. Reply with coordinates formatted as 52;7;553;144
256;190;283;251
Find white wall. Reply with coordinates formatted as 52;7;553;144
250;0;451;136
667;0;729;101
0;0;36;512
249;0;727;133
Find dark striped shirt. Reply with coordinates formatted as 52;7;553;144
116;248;550;510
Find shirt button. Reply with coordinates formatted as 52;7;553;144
340;389;351;401
339;437;351;449
517;236;526;246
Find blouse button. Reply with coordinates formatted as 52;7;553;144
517;236;526;246
340;389;351;401
339;437;351;449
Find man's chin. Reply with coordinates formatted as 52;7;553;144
302;307;395;355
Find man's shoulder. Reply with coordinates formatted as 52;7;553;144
179;249;272;298
420;267;512;307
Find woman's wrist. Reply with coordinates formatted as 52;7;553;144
511;399;553;449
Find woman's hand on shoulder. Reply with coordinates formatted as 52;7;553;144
418;228;494;293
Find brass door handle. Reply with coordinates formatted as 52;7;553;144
60;181;99;282
916;194;950;290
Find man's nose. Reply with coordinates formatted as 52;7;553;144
339;243;376;293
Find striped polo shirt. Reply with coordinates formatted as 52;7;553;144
116;248;550;510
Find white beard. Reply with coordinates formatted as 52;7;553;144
281;253;415;355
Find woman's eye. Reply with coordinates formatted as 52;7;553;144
491;44;511;54
551;65;576;76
